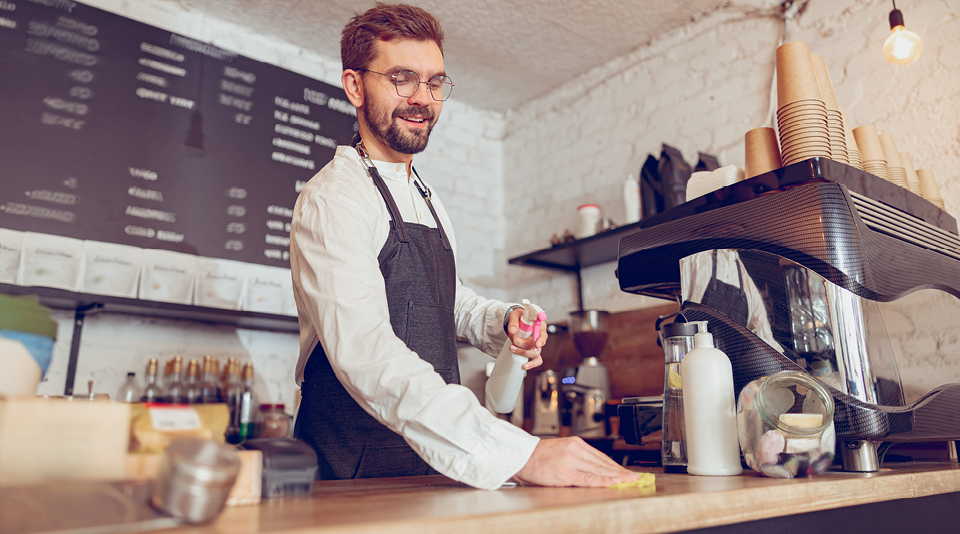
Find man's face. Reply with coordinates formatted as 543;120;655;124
361;39;444;155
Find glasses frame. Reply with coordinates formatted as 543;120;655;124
357;69;454;102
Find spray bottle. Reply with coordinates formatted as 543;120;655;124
485;299;546;413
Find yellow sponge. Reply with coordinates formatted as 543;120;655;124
609;472;656;489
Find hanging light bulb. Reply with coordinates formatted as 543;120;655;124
883;0;922;65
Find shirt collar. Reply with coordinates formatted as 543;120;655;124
342;145;410;183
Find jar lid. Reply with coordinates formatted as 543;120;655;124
662;322;699;337
577;204;600;210
0;293;57;339
259;403;285;410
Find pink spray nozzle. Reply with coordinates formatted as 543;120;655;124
531;311;547;343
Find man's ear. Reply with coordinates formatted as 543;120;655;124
341;70;364;108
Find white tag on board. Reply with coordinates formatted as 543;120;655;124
148;406;202;431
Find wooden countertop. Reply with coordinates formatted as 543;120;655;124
168;462;960;534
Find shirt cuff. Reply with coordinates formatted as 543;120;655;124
458;420;540;490
502;303;523;334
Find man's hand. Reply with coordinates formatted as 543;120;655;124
505;307;547;370
513;437;640;487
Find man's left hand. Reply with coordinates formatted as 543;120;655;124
505;308;547;370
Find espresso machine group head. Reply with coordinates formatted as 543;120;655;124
617;158;960;472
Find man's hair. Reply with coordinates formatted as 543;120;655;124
340;3;444;71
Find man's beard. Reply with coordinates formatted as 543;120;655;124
362;91;435;155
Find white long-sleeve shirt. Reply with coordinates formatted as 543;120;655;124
290;146;539;490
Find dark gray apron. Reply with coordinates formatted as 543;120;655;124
294;148;460;480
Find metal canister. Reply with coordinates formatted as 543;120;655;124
151;437;240;524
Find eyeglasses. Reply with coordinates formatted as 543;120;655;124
357;69;454;101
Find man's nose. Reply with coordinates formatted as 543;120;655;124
407;81;434;106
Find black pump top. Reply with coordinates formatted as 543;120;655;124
662;322;699;338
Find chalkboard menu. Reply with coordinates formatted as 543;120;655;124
0;0;358;268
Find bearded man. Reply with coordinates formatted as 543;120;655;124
290;2;638;490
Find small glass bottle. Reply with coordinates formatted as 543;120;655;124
199;356;221;404
660;322;698;473
141;358;164;403
166;356;188;404
116;372;141;403
184;359;202;404
237;362;258;442
222;359;245;444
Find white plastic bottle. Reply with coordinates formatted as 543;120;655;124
485;299;546;413
623;173;641;224
680;331;743;476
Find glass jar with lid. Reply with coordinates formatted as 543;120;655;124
736;370;835;478
258;404;290;438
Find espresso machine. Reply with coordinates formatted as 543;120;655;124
560;310;611;438
617;158;960;472
531;370;560;436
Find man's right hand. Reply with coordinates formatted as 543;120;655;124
513;437;640;487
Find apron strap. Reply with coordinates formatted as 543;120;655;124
356;142;409;243
412;167;452;251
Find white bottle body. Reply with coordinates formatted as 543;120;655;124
623;173;641;224
680;333;743;476
485;341;529;413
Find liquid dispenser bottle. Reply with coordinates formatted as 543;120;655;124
660;322;698;473
680;331;742;476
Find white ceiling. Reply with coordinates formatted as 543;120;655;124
179;0;729;111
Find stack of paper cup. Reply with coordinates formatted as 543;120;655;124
776;41;830;166
841;108;863;170
811;54;847;165
852;125;889;180
900;152;923;196
878;134;907;188
745;127;783;178
917;169;945;209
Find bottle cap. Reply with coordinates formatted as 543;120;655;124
662;322;699;338
694;332;715;348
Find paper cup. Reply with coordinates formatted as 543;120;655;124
779;130;830;146
917;169;942;200
900;152;923;195
887;167;907;187
852;125;886;162
810;54;840;111
745;127;783;178
863;160;890;181
877;134;903;168
777;41;823;106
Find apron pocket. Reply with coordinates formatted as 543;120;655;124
404;301;456;373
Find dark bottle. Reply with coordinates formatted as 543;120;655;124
199;356;221;404
237;362;258;442
222;359;245;444
165;356;188;404
140;358;164;403
184;359;202;404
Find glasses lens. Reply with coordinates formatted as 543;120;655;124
428;76;453;101
393;71;418;97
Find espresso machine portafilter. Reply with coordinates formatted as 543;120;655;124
617;158;960;472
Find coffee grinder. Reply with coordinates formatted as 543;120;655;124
560;310;611;437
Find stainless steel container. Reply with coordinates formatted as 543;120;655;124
151;437;240;524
